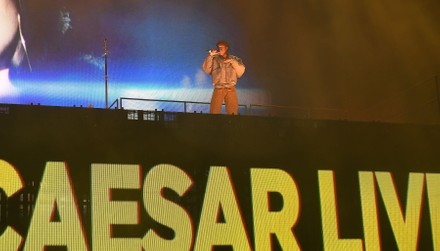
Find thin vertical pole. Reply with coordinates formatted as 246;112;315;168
104;38;108;109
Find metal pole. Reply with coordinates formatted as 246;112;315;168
104;38;108;109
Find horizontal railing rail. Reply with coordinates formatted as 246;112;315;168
117;97;346;119
119;97;248;114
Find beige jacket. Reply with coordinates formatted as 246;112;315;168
202;54;245;88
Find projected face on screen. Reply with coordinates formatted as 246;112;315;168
2;0;268;110
0;0;23;97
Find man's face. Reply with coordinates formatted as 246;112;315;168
0;0;18;67
217;44;228;57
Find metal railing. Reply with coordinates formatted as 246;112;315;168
119;97;248;114
114;97;348;119
110;75;440;123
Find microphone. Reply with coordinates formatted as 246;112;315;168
207;49;219;55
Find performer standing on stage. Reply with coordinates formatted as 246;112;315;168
202;40;245;115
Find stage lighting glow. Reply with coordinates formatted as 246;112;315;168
1;0;267;110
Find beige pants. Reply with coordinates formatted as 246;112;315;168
210;87;238;115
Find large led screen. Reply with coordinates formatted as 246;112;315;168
1;106;440;250
1;0;269;110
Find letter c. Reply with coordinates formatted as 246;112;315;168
0;159;24;250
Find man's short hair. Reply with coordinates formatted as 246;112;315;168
216;40;229;49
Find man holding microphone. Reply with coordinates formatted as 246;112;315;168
202;40;245;115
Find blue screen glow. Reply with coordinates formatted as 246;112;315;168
1;0;269;111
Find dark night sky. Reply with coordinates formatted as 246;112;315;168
234;0;440;122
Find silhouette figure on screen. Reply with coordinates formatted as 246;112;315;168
202;40;245;115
